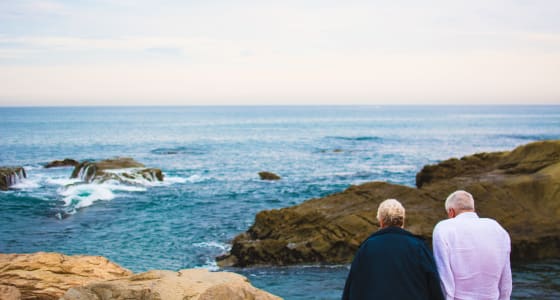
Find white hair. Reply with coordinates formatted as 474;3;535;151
376;199;405;227
445;190;475;212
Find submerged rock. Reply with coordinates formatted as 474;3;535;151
0;252;132;300
259;171;281;180
45;158;79;168
0;167;26;191
217;140;560;267
70;157;164;184
62;269;281;300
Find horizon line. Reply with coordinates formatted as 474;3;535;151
1;103;559;108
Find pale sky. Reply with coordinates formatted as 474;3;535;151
0;0;559;106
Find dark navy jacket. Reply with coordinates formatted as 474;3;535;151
342;226;444;300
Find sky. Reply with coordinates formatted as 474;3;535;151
0;0;559;106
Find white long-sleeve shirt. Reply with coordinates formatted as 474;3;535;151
432;212;512;300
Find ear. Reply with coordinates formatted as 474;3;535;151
447;208;456;218
379;219;384;228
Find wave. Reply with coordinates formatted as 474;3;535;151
50;171;188;213
193;241;231;271
183;174;207;183
10;178;41;190
59;184;115;209
193;241;231;252
326;136;383;142
46;178;82;186
150;146;208;155
494;134;559;141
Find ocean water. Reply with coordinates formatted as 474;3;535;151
0;106;559;299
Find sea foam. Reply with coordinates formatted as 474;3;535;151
60;184;115;209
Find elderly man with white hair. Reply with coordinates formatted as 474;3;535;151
432;190;512;300
342;199;444;300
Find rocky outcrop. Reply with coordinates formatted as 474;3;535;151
259;172;281;180
0;252;280;300
217;140;560;267
0;284;21;300
62;269;281;300
45;159;79;168
0;252;132;300
0;167;26;191
70;158;164;184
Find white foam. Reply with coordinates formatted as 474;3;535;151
59;184;115;209
163;175;190;184
200;258;220;271
10;178;41;189
46;178;82;186
100;181;147;192
23;165;42;171
193;241;231;252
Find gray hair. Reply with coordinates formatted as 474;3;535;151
376;199;405;227
445;190;475;212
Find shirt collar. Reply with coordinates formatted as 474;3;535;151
455;211;479;219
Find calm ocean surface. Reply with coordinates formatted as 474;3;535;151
0;106;559;299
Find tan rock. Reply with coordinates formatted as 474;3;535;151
0;284;21;300
218;140;560;267
61;269;282;300
0;252;132;300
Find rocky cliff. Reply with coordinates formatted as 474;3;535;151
0;167;26;191
217;140;560;267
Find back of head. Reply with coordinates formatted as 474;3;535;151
376;199;405;227
445;190;475;212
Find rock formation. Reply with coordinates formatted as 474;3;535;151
0;167;26;191
217;140;560;267
259;171;281;181
0;252;132;299
70;157;164;184
45;159;79;168
0;284;21;300
0;252;280;300
62;269;281;300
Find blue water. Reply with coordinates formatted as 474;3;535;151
0;106;559;299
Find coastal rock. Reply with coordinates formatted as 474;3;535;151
70;158;164;183
0;284;21;300
217;141;560;267
61;269;281;300
45;158;79;168
0;167;26;191
259;171;281;181
0;252;132;300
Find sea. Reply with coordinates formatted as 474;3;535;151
0;106;559;299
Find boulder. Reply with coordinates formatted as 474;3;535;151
0;167;26;191
217;141;560;267
0;284;21;300
259;172;281;181
0;252;132;300
45;159;79;168
70;158;164;183
61;269;281;300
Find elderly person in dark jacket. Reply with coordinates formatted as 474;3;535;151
342;199;444;300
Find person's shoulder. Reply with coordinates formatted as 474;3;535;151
433;218;454;233
480;217;510;235
479;217;505;228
